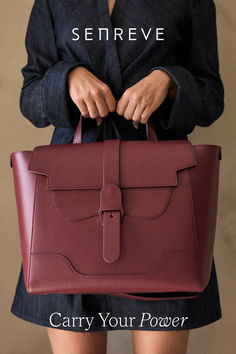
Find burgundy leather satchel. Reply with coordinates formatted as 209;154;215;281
10;115;222;301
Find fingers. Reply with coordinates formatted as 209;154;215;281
77;99;102;126
76;91;114;127
84;97;99;119
132;105;148;125
129;104;147;129
116;90;128;117
95;87;116;126
103;86;117;113
68;66;116;126
85;88;115;126
77;99;90;118
131;105;151;128
139;106;152;124
116;69;173;126
117;90;152;127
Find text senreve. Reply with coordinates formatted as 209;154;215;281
72;27;165;41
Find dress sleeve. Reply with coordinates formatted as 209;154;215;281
148;0;224;134
20;0;86;128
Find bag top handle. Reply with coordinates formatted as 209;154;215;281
73;114;158;143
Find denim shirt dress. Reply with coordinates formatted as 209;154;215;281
11;0;224;332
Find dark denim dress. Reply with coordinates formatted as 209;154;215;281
11;0;224;331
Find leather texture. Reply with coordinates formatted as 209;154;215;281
10;115;222;300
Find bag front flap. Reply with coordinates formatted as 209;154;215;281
28;140;197;189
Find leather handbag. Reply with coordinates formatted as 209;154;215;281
10;115;222;301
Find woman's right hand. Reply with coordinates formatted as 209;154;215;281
68;66;116;126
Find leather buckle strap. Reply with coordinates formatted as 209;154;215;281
98;184;124;221
102;211;121;263
99;139;124;263
98;183;124;263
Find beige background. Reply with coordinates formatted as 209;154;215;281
1;0;236;353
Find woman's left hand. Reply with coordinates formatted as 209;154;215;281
116;69;178;127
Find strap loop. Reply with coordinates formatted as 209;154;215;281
72;114;158;144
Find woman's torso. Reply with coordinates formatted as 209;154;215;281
50;0;189;144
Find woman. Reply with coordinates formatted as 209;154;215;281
11;0;224;353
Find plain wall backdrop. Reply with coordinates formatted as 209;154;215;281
0;0;235;353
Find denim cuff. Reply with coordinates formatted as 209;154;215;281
41;61;85;128
148;66;202;134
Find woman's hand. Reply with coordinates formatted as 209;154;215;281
116;69;178;127
68;66;116;126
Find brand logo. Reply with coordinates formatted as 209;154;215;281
72;27;165;41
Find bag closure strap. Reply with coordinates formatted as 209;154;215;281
98;139;124;263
